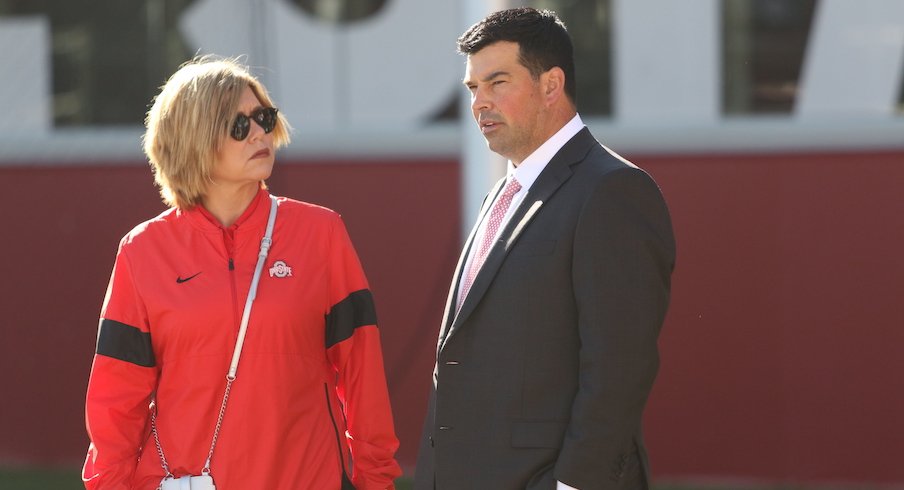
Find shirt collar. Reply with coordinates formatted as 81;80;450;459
508;113;585;190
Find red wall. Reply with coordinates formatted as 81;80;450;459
643;150;904;485
1;150;902;485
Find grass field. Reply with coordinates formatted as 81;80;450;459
1;467;889;490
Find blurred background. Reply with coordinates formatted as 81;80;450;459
1;0;903;488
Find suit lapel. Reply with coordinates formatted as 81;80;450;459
436;177;507;355
439;128;596;352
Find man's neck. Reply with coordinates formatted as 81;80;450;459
511;107;577;167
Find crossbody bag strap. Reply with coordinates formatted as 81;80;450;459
153;194;279;478
228;194;278;379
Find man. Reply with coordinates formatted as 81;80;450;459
415;7;675;490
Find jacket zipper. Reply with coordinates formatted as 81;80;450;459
224;226;239;335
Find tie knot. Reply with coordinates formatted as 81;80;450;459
503;178;522;197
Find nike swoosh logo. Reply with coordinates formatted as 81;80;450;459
176;272;202;284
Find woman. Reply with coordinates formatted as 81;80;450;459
82;57;401;489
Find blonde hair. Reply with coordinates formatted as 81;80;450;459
143;56;291;209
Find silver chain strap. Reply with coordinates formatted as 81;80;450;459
150;376;233;478
202;376;234;474
150;401;172;478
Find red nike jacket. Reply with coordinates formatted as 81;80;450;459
83;189;401;489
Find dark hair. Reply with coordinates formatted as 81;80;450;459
457;7;576;103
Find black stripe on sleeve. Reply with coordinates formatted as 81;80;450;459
325;289;377;349
96;319;156;367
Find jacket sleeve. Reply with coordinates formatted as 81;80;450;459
555;167;675;489
324;215;402;490
83;238;159;489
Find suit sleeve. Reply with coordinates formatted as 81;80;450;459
324;215;402;490
555;167;675;488
83;238;159;489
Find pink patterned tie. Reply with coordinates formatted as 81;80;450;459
457;178;522;312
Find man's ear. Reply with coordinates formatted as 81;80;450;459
541;66;566;105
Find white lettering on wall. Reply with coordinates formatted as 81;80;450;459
181;0;461;131
796;0;904;118
0;18;50;133
612;0;720;124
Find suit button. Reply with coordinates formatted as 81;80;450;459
439;426;453;430
444;361;459;365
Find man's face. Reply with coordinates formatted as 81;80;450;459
464;41;548;165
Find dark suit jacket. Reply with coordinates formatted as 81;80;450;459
414;128;676;490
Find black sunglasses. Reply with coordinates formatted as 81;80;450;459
230;107;279;141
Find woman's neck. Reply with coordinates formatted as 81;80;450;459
201;182;261;228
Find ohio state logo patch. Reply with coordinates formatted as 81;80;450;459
268;260;293;278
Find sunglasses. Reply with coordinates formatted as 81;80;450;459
230;107;279;141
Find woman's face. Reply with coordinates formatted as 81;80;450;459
211;86;276;191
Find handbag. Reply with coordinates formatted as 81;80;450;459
153;195;279;490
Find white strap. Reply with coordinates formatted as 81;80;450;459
228;194;278;379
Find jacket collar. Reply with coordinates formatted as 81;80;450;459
182;187;271;236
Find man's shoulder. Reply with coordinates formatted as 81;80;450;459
558;128;632;171
562;134;665;203
575;139;639;178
